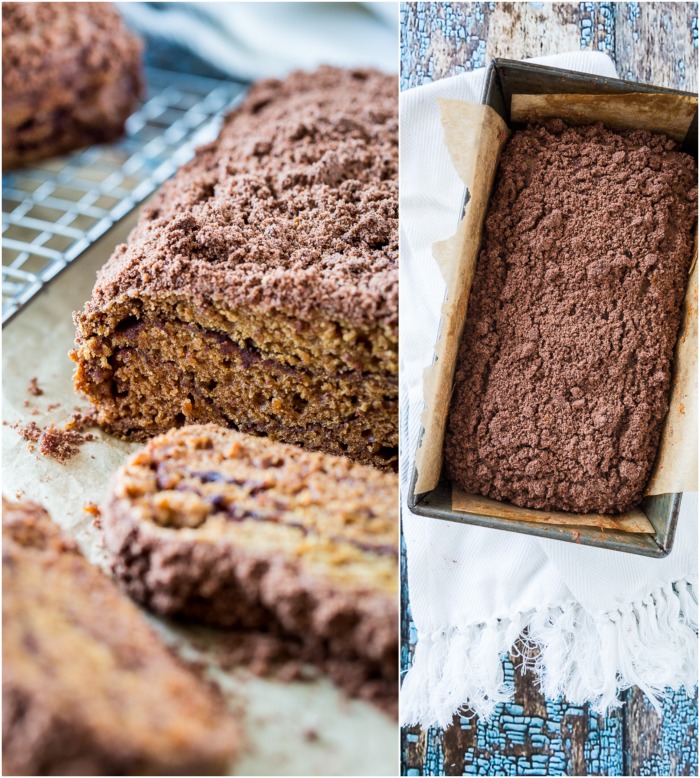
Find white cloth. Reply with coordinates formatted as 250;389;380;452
400;52;698;728
118;2;398;79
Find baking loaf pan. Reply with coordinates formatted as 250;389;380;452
408;59;697;558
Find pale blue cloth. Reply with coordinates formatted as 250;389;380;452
118;2;398;79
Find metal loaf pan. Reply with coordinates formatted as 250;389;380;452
408;59;697;558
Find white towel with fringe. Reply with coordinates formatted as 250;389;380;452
399;51;698;729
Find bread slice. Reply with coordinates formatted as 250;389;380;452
2;3;142;168
102;424;399;690
2;498;239;776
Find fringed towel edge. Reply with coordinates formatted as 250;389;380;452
400;578;698;728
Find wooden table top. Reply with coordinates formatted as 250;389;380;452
400;3;698;775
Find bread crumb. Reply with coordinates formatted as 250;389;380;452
38;424;88;464
11;403;99;464
12;420;42;442
65;406;98;432
27;377;43;396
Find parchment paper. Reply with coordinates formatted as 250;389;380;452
511;92;698;143
1;213;397;777
414;90;698;533
413;100;509;495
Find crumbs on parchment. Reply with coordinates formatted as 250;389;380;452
27;377;43;396
84;502;102;528
12;420;42;442
38;423;95;464
65;406;98;432
11;411;97;464
83;502;101;517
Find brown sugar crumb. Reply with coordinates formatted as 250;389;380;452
47;402;61;412
12;420;42;442
10;403;97;465
444;120;698;515
38;424;88;464
11;415;96;464
65;406;98;432
84;503;102;529
15;490;24;499
27;377;43;396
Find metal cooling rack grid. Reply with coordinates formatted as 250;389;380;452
2;67;247;324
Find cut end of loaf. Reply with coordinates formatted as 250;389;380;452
72;295;398;470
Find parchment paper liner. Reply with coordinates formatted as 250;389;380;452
414;91;698;534
511;92;697;143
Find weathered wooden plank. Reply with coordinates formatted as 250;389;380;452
399;1;697;92
624;687;699;776
401;612;699;775
400;1;491;89
614;2;698;91
401;646;625;776
484;3;585;65
399;2;616;89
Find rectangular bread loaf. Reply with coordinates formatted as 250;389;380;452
444;121;697;514
72;67;398;470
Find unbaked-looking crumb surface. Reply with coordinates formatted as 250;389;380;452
83;66;397;329
445;120;697;514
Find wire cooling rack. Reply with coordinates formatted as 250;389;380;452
2;67;247;324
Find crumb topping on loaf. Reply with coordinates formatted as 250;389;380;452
2;3;141;95
86;67;398;329
445;120;697;514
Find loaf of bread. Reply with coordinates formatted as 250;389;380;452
2;498;239;776
2;2;142;169
102;424;398;694
444;121;697;514
72;67;398;470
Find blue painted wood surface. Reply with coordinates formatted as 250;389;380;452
400;3;698;774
